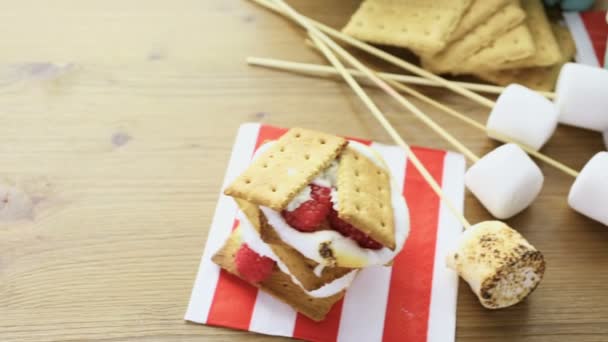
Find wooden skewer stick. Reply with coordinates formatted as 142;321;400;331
305;38;480;163
249;54;580;178
246;57;558;99
250;0;496;109
272;0;472;229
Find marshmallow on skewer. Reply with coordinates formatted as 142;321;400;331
447;221;545;309
568;152;608;226
555;63;608;132
487;84;558;151
465;144;544;219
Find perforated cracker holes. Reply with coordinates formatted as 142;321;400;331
336;147;395;249
224;128;348;211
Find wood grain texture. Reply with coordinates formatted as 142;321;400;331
1;0;607;341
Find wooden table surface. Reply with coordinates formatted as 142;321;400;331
1;1;607;341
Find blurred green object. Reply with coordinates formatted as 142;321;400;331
544;0;595;11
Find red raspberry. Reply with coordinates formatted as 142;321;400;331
281;185;332;232
328;208;383;250
235;244;276;284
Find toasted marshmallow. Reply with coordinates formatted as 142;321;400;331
447;221;545;309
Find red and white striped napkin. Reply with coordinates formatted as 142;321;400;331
185;123;466;342
563;10;608;67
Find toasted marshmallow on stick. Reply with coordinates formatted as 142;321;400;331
447;221;545;309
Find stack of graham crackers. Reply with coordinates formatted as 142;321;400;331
342;0;577;91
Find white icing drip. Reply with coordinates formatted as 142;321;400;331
237;212;357;298
286;186;312;211
312;160;338;188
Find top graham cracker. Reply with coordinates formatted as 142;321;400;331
224;128;347;211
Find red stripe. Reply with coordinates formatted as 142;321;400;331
255;124;288;150
293;299;345;342
206;270;259;330
580;11;608;64
205;125;292;329
383;147;446;342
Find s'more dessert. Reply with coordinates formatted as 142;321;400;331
212;128;410;321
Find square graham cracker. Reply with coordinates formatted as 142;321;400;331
474;24;576;91
455;24;535;73
236;198;353;291
336;147;395;250
457;0;560;72
342;0;473;56
493;0;561;69
447;0;512;42
224;128;347;211
422;0;525;73
211;228;346;322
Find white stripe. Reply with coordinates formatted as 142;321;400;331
249;291;297;337
564;12;601;67
184;123;261;323
426;152;466;342
337;142;407;342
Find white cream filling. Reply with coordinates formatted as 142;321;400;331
285;186;312;211
286;160;339;212
312;160;339;188
237;211;358;298
258;141;410;268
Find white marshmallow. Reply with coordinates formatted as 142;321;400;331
568;152;608;226
465;144;544;219
487;84;558;150
555;63;608;132
446;221;545;309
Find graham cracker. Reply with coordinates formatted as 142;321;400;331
342;0;473;56
224;128;347;211
336;147;395;250
212;228;346;322
422;0;526;73
447;0;512;42
458;0;560;72
474;24;576;91
493;0;561;69
235;198;263;231
236;198;353;291
455;24;535;73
